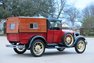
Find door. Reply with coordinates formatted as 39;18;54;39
47;19;62;44
47;29;62;44
47;30;54;43
53;30;62;43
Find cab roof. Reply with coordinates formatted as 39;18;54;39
7;17;62;22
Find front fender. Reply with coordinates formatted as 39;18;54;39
74;35;87;46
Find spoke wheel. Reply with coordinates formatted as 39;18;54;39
64;33;74;47
14;43;26;54
30;39;45;57
75;39;86;53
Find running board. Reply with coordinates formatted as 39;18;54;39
55;46;64;48
47;44;73;49
47;44;65;49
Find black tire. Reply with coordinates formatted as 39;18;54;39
75;39;86;54
63;33;74;47
57;48;65;51
30;39;45;57
14;44;26;54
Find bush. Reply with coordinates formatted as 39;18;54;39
80;28;94;36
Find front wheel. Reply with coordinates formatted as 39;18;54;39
30;39;45;57
63;33;74;47
75;39;86;54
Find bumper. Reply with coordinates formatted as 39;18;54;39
6;44;25;48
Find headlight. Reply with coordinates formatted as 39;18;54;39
75;32;80;36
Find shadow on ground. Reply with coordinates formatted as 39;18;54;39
9;51;77;58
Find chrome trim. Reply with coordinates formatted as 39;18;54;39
6;44;25;48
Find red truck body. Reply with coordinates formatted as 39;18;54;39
6;17;87;57
6;17;67;44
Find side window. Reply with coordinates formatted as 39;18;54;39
30;23;38;29
10;23;15;30
30;24;33;28
49;21;61;30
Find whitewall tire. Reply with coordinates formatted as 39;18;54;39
75;39;86;53
30;39;45;57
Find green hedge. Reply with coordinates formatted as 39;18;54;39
80;28;94;36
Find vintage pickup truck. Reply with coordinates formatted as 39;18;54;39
6;17;87;57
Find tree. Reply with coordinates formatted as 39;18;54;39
83;4;94;18
82;4;94;36
55;0;80;27
82;4;94;28
0;7;10;19
64;6;79;26
0;0;55;18
56;0;66;19
0;0;10;19
82;16;94;28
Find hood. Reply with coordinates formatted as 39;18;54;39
62;29;74;33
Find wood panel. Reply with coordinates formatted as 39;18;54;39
19;18;47;32
6;17;19;33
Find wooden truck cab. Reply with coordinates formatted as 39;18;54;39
6;17;87;57
6;17;47;44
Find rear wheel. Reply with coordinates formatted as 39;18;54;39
30;39;45;57
57;48;65;51
75;39;86;53
14;43;26;54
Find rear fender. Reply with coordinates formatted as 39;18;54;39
28;35;46;49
